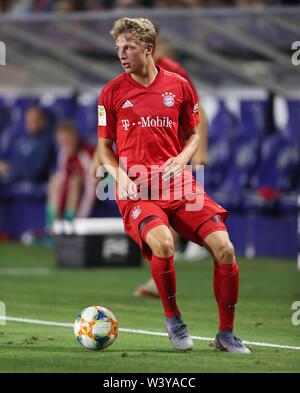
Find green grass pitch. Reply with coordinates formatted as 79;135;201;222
0;243;300;373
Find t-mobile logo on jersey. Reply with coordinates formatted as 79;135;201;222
140;116;173;128
121;119;130;131
121;116;173;131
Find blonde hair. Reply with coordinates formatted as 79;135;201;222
111;17;156;47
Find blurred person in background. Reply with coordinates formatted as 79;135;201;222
0;106;55;186
45;121;95;235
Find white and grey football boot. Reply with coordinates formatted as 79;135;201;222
213;330;251;354
165;315;193;351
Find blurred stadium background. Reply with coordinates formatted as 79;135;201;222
0;0;299;261
0;0;300;374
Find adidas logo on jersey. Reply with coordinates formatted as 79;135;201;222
122;100;133;109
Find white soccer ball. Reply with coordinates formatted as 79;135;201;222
74;306;118;350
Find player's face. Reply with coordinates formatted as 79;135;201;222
116;34;149;74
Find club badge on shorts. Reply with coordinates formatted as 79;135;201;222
131;206;141;220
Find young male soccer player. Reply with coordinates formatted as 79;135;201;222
97;17;250;354
91;22;209;297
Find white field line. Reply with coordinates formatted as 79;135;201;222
0;267;51;275
1;316;300;351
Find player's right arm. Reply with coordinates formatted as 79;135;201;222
97;87;137;200
98;138;137;200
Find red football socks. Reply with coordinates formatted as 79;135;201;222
213;259;239;332
150;255;180;318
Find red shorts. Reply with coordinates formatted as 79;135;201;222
118;192;228;261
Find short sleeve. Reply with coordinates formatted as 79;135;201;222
179;81;200;131
97;86;116;139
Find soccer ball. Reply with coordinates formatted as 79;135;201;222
74;306;118;350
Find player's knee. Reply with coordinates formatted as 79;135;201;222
152;236;174;258
216;241;235;264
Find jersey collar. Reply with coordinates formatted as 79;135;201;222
124;66;163;90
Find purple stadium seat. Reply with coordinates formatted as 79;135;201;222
0;182;47;238
40;95;77;127
0;97;10;131
75;95;98;145
240;99;268;140
209;136;260;211
284;100;300;140
205;101;239;192
244;133;300;213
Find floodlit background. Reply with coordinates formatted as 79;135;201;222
0;0;300;373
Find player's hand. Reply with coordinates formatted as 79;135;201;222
117;173;138;200
162;156;185;181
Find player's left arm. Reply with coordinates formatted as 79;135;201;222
177;68;208;166
162;127;199;181
162;80;200;181
191;103;208;167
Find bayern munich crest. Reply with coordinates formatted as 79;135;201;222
131;206;142;220
162;92;176;107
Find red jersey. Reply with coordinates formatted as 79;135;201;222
156;57;199;148
156;56;199;102
98;66;199;203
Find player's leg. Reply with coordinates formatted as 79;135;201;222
123;201;192;351
170;192;250;353
202;229;238;333
140;218;193;351
202;228;250;354
144;224;178;316
133;226;179;298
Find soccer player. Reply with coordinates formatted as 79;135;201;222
91;22;209;297
98;17;250;354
